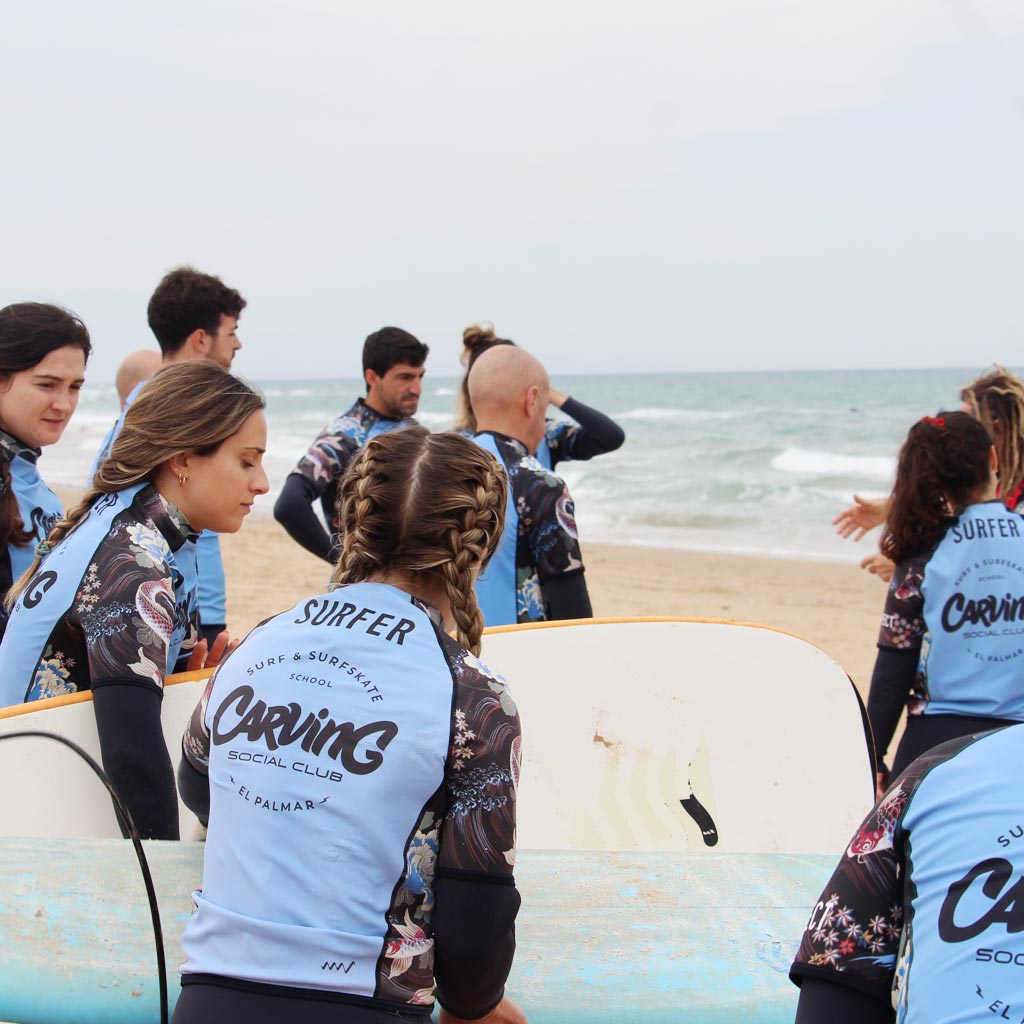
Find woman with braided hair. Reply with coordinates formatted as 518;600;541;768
865;411;1024;800
176;427;526;1024
0;361;269;839
0;303;91;637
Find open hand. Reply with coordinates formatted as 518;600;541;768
186;630;240;672
833;494;887;541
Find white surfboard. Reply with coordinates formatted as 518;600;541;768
0;618;874;852
480;617;874;853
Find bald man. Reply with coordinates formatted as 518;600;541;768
115;349;163;409
469;345;592;625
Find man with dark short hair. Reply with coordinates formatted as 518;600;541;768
91;266;247;646
146;266;245;367
274;327;429;560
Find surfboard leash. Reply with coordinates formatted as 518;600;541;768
0;730;169;1024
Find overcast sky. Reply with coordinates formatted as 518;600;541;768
2;1;1022;379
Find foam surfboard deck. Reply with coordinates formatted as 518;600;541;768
0;618;874;851
479;618;874;853
0;837;833;1024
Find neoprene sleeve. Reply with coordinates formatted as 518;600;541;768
543;570;593;620
866;647;917;771
793;976;894;1024
432;872;520;1020
559;397;625;461
273;473;333;562
92;683;180;840
178;748;211;826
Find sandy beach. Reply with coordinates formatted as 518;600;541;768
219;516;887;703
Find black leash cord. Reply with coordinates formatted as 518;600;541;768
0;729;168;1024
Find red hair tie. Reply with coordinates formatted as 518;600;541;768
922;415;946;428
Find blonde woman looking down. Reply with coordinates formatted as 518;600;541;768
0;362;268;839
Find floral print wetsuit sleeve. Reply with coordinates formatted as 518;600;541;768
293;426;360;499
438;644;520;876
429;635;521;1019
76;523;183;693
524;469;584;584
878;553;927;652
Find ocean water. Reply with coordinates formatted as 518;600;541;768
48;367;989;563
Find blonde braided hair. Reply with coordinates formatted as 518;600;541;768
331;427;507;654
961;365;1024;505
7;362;264;607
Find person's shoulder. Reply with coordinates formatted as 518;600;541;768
312;398;366;434
432;626;514;698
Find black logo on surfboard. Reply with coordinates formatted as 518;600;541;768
680;794;719;847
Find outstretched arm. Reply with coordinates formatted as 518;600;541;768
273;472;333;561
833;495;888;541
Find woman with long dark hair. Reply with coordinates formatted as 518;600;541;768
867;410;1024;795
0;303;92;631
175;428;526;1024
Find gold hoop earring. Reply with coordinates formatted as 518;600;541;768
178;473;188;487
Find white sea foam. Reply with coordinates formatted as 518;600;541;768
771;447;894;481
617;407;740;422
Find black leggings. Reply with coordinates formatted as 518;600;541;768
172;978;430;1024
892;713;1011;776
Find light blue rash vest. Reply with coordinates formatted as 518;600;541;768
470;433;519;627
90;377;227;626
793;724;1024;1022
0;483;198;708
180;582;458;995
4;436;63;583
918;501;1024;719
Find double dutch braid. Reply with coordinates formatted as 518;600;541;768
332;428;507;655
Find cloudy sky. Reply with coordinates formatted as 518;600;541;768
2;1;1022;379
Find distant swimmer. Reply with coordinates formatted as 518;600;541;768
89;266;248;645
865;412;1024;799
274;327;429;561
0;303;91;636
468;343;593;625
456;322;625;471
834;365;1024;582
